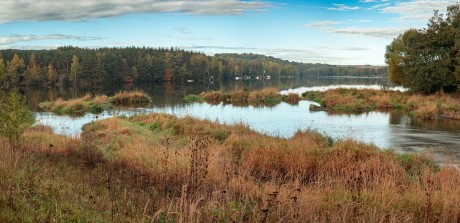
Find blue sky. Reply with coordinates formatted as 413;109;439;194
0;0;458;65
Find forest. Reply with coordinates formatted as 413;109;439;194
0;47;388;88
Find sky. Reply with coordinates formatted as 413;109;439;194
0;0;458;65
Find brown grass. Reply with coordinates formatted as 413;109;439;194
193;88;302;106
38;91;151;115
110;90;151;105
1;114;460;222
303;89;460;120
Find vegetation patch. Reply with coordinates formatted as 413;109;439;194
303;89;460;120
185;88;302;107
2;114;459;222
39;91;151;115
109;90;151;105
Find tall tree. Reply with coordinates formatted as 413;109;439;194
70;55;81;86
5;54;25;86
25;53;42;85
385;4;460;93
47;64;57;86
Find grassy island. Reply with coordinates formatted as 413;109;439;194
303;89;460;120
185;88;302;106
38;90;151;115
1;113;460;222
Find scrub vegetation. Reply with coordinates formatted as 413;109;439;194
38;90;151;115
185;88;302;106
303;89;460;120
1;113;460;222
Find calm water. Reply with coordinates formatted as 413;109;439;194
26;77;460;164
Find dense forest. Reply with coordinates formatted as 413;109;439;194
0;47;388;88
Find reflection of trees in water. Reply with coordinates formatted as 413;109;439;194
22;77;393;111
410;118;460;133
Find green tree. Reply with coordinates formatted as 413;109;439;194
0;58;6;88
70;55;81;86
0;90;35;146
385;4;460;93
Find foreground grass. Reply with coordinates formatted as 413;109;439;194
38;90;151;115
185;88;302;106
303;89;460;120
1;114;460;222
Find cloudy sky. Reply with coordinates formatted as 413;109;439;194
0;0;458;65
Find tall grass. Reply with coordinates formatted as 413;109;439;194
186;88;302;106
39;91;151;115
303;89;460;120
110;90;151;105
1;114;459;222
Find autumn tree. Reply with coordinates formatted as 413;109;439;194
25;53;42;85
5;54;25;87
47;64;57;86
70;55;81;86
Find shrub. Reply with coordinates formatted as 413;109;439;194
0;90;35;144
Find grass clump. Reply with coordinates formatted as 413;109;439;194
303;89;460;120
184;94;203;103
2;113;460;222
39;91;151;115
185;88;302;106
109;90;151;105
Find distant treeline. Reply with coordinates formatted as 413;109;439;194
0;46;388;88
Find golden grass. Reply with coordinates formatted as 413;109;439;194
110;90;151;105
303;89;460;120
38;91;151;115
190;88;302;106
1;114;460;222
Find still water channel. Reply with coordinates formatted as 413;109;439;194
24;77;460;164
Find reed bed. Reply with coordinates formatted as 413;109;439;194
38;91;151;115
185;88;302;106
303;89;460;120
1;114;459;222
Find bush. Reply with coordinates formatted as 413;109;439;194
0;90;35;144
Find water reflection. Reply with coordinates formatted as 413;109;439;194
22;77;392;111
27;77;460;164
36;100;460;164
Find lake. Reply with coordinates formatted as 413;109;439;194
24;76;460;165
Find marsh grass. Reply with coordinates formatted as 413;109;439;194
303;89;460;120
1;114;460;222
39;91;151;115
110;90;151;105
186;88;302;106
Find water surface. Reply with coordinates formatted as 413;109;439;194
28;77;460;164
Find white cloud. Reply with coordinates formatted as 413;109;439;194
305;19;372;28
0;34;103;45
306;19;405;38
327;4;360;11
174;27;194;35
368;3;390;10
325;27;406;38
381;0;458;22
0;0;270;23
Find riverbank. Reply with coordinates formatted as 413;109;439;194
1;114;460;222
303;89;460;120
38;90;151;115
